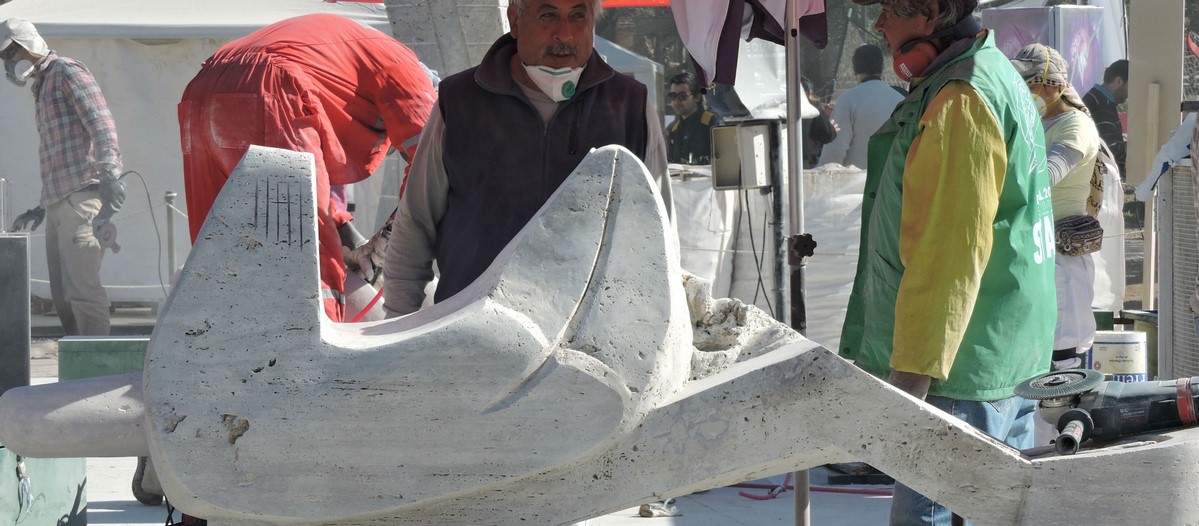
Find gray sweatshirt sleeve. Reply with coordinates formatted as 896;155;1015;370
1046;141;1084;187
383;105;448;317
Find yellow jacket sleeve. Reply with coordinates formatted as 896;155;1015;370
890;80;1009;379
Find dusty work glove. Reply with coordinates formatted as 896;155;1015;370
338;220;373;281
93;164;126;236
11;206;45;232
345;215;394;286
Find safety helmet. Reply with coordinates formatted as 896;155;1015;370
0;18;50;58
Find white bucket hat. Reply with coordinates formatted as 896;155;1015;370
0;18;50;58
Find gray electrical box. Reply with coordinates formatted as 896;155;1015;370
711;121;774;191
0;234;30;395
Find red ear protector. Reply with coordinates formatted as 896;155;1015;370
892;15;983;81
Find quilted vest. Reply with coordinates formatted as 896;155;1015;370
436;35;648;302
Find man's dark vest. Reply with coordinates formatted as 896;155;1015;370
436;35;648;302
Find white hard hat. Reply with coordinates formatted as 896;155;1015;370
0;18;49;58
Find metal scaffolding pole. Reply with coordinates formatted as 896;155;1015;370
785;1;812;525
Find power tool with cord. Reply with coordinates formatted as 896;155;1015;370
1016;369;1199;455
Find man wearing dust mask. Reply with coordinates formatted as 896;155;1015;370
2;17;125;337
383;0;670;316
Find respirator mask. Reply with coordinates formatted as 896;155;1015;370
523;63;584;102
1034;95;1048;115
5;58;34;87
1;18;52;88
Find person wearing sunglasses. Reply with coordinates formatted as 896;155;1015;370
665;71;720;165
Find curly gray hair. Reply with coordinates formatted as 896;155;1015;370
511;0;604;18
882;0;977;31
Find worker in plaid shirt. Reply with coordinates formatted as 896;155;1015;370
3;18;125;336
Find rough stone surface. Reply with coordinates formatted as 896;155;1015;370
6;145;1199;525
143;145;698;523
384;0;507;78
685;272;804;380
0;372;146;457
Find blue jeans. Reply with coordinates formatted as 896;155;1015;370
889;394;1036;526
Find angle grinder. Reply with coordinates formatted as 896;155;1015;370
95;221;121;253
1016;370;1199;455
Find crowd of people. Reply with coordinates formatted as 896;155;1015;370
0;0;1141;523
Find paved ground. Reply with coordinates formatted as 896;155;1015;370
83;457;890;526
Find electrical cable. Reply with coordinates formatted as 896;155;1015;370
760;190;775;314
740;189;760;305
728;185;742;296
163;497;180;525
349;287;386;323
736;471;791;500
120;170;171;299
740;188;774;317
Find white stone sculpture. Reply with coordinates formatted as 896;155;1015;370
4;145;1199;526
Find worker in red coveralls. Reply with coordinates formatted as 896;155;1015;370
179;13;436;321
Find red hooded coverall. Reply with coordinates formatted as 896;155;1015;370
179;13;435;321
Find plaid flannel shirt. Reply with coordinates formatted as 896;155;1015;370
32;53;121;206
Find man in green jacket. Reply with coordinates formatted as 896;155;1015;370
839;0;1055;524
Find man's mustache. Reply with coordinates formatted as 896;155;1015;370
545;42;579;57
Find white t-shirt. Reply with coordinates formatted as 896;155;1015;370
1043;109;1101;219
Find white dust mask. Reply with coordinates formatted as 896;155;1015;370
1034;95;1048;116
523;63;584;102
1035;90;1064;117
5;58;34;87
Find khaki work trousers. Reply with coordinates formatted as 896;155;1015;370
45;188;110;336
